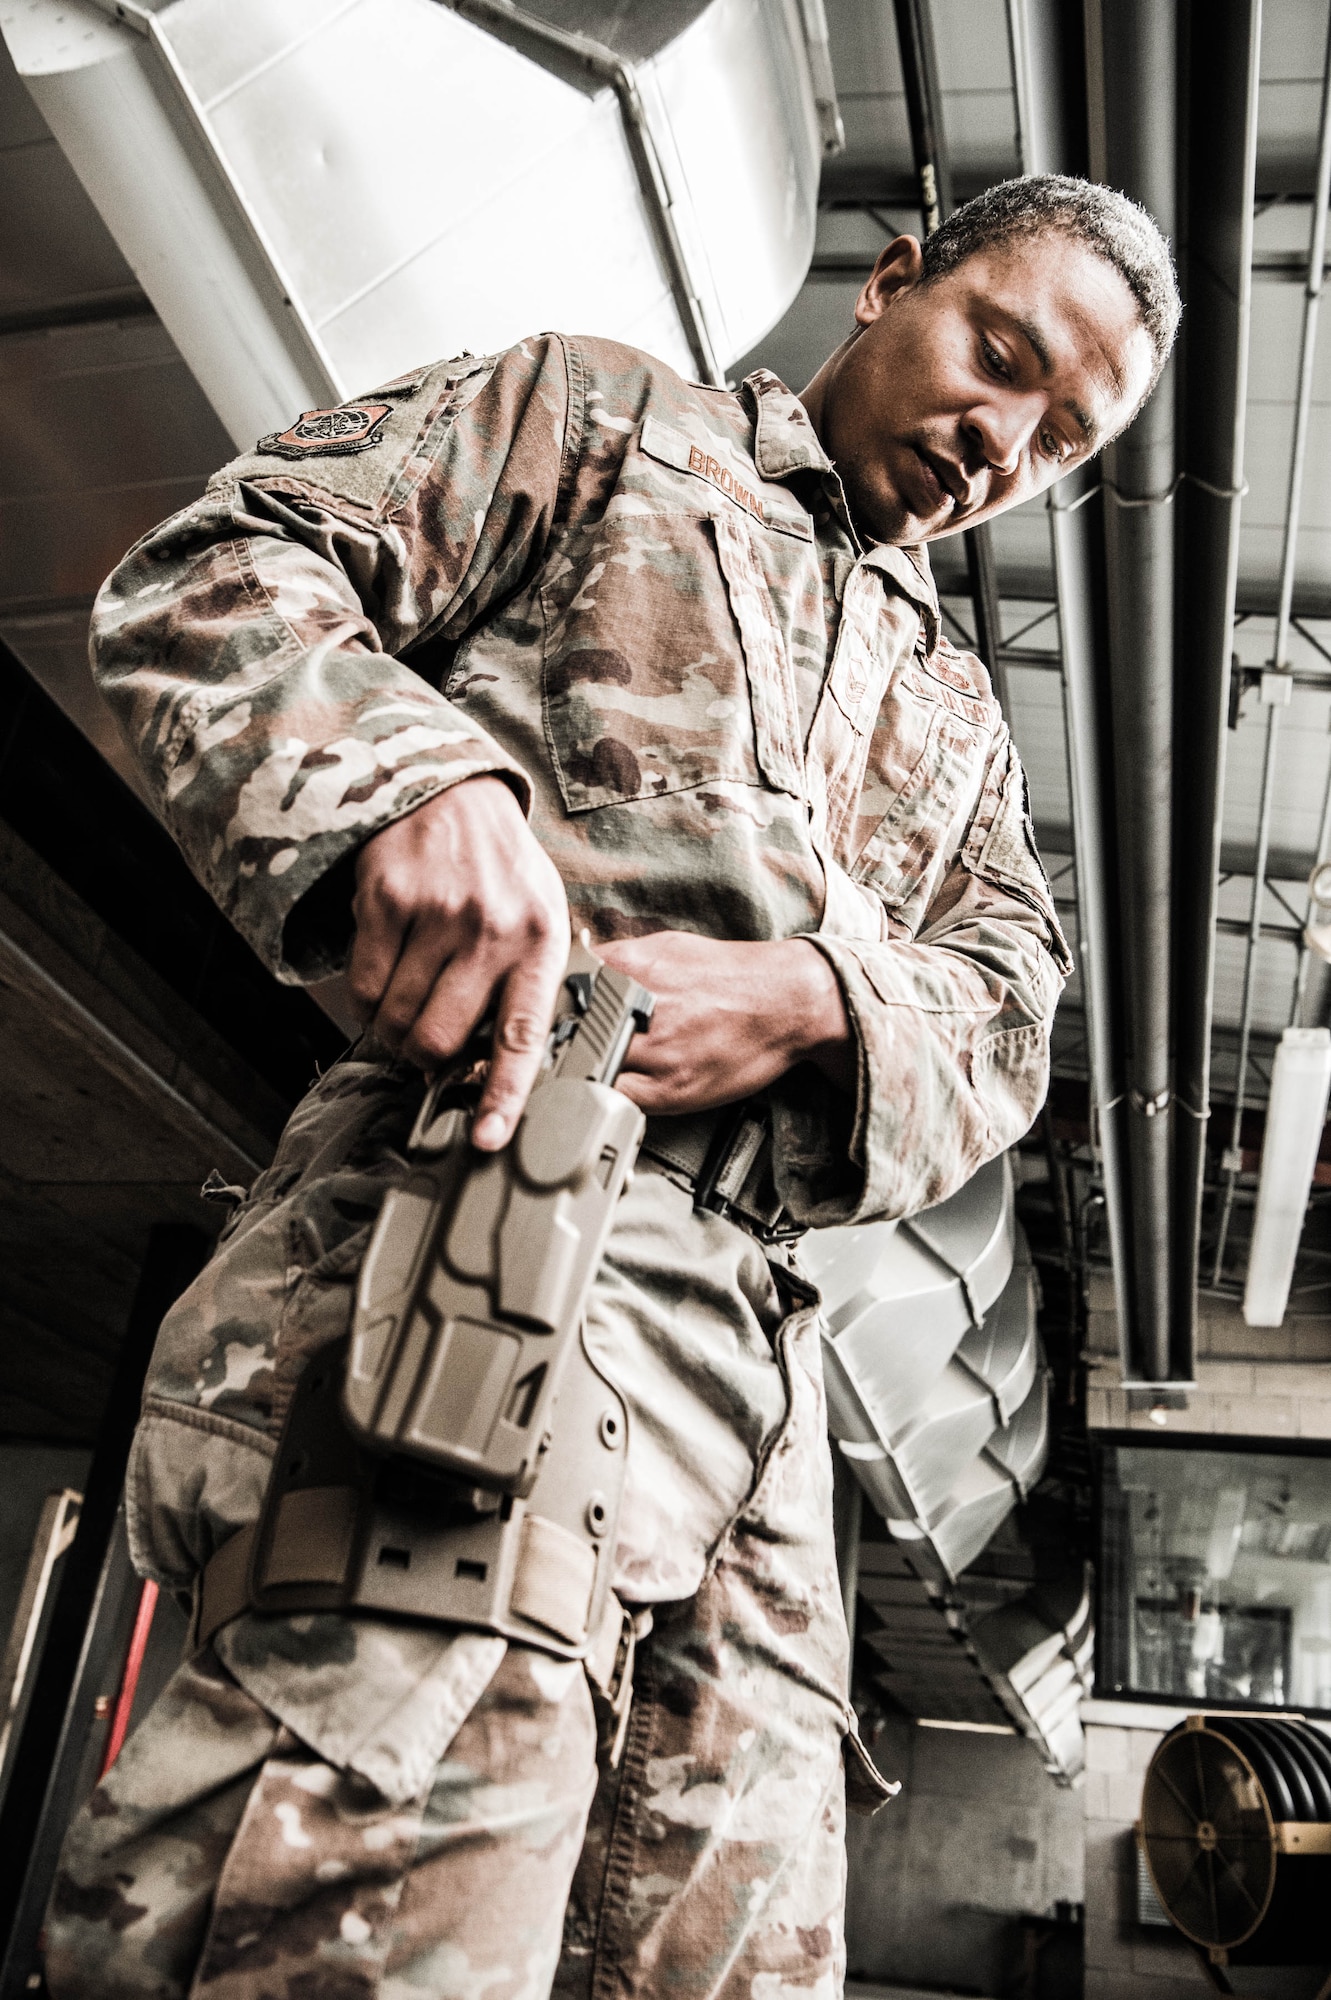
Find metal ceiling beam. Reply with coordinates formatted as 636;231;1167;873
1043;835;1331;892
924;568;1331;618
813;243;1331;282
0;288;155;339
1173;0;1262;1321
818;166;1009;208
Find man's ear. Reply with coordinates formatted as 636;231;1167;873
855;235;925;330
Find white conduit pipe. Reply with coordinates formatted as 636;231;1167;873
1212;17;1331;1283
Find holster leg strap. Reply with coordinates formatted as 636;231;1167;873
192;1515;644;1710
192;1521;258;1654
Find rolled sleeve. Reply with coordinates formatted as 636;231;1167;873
774;729;1071;1226
90;336;572;982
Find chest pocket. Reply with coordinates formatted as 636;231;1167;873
540;508;802;813
850;667;992;933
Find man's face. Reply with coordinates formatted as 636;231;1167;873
806;229;1157;546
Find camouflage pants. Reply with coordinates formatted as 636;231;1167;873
47;1498;853;2000
46;1049;887;1996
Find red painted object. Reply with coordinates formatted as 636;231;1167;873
98;1579;159;1779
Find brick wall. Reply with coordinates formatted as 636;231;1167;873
1085;1272;1331;1438
1081;1706;1211;1999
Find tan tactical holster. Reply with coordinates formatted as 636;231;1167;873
192;943;657;1746
193;1323;641;1744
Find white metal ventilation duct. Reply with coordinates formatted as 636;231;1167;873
805;1155;1051;1584
970;1562;1095;1781
1;0;826;449
858;1547;1092;1783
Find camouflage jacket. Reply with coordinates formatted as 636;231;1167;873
93;332;1069;1227
93;336;1069;1799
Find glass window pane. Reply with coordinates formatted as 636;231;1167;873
1100;1445;1331;1710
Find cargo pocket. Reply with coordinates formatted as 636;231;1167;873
710;506;804;799
805;570;893;860
541;508;801;811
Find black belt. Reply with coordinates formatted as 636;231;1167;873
640;1102;799;1243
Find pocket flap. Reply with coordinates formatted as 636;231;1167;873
710;507;804;800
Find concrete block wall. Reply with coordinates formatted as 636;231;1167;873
1086;1356;1331;1438
1085;1272;1331;1438
1081;1707;1212;1999
845;1713;1083;1996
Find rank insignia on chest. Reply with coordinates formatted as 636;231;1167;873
258;403;392;457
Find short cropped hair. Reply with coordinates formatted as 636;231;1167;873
921;174;1181;394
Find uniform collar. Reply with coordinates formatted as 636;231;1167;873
863;543;940;655
741;370;834;479
740;368;940;654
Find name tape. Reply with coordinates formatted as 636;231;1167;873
686;444;766;525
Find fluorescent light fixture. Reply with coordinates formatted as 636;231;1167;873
915;1718;1017;1735
1243;1027;1331;1326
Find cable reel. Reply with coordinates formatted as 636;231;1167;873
1139;1713;1331;1970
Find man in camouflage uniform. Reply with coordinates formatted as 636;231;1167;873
47;176;1177;1999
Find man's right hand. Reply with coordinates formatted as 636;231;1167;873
347;777;570;1151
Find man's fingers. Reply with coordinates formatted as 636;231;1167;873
396;945;499;1070
372;912;461;1051
473;950;568;1150
346;871;411;1022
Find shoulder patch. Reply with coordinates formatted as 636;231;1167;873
257;402;393;458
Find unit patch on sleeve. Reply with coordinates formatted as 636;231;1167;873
258;403;392;458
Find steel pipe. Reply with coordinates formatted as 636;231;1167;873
1173;0;1262;1332
1094;0;1178;1382
1009;0;1131;1305
890;0;1009;712
1212;11;1331;1280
